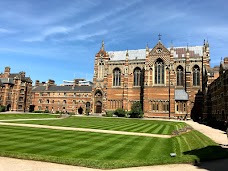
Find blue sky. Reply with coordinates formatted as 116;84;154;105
0;0;227;85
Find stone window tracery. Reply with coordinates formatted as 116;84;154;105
193;65;200;86
134;67;141;86
113;68;121;86
155;58;164;84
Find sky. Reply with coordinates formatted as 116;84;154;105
0;0;227;85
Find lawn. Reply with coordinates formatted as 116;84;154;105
0;125;227;169
0;114;56;120
8;116;187;135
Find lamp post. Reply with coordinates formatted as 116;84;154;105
166;65;171;119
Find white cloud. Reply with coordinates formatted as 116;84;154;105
0;28;15;34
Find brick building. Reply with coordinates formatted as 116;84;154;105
92;39;218;118
31;79;92;114
203;57;228;121
0;67;32;112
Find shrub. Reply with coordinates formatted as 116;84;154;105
114;108;126;117
129;101;144;118
32;110;45;113
0;105;6;112
44;110;49;113
105;110;114;117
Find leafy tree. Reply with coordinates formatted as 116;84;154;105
129;101;144;118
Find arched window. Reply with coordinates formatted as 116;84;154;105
98;60;104;79
134;67;141;86
155;58;164;84
113;68;121;86
193;65;200;86
177;65;184;86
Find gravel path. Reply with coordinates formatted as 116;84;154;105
0;118;228;171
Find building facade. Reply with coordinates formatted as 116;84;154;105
0;67;32;112
31;79;92;114
92;39;218;118
203;57;228;121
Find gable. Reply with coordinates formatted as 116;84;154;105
149;41;170;56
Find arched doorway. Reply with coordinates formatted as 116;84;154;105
7;104;11;111
94;90;103;113
78;107;83;114
95;101;102;113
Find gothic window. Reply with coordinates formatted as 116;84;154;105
193;65;200;86
177;65;184;86
134;67;141;86
98;60;105;79
155;58;164;84
113;68;121;86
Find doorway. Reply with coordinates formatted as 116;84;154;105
78;107;83;114
95;101;102;113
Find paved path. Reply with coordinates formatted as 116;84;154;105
0;122;171;138
0;118;61;122
0;118;228;171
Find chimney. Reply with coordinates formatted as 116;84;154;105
19;71;26;77
4;66;11;77
46;79;55;90
35;80;40;87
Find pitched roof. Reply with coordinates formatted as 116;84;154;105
32;85;92;92
175;90;188;101
0;78;14;84
108;49;146;61
107;46;203;61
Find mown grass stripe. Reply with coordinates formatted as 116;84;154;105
162;125;171;135
152;125;164;134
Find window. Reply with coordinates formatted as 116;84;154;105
98;60;105;79
46;99;49;104
193;65;200;86
177;65;184;86
134;67;141;86
52;100;54;103
64;92;67;96
183;103;186;111
113;68;121;86
155;58;164;84
20;89;24;94
63;100;66;104
38;99;42;103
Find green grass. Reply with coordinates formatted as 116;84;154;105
0;125;227;169
8;116;187;135
0;114;56;120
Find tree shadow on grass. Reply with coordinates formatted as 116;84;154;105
183;146;228;171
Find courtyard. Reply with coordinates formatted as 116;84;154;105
0;114;227;170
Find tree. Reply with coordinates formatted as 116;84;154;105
129;101;144;118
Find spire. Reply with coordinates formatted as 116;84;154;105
158;33;162;41
126;49;129;60
146;43;149;51
170;40;174;50
186;43;189;53
206;40;209;47
101;40;105;51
